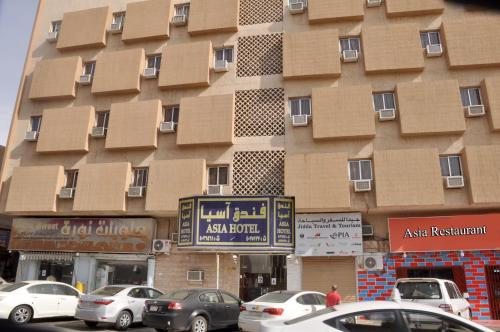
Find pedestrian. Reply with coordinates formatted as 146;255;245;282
326;284;341;307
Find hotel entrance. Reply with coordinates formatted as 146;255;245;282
239;255;287;302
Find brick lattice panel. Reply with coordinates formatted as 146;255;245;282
239;0;283;26
235;88;285;137
233;150;285;196
237;34;283;77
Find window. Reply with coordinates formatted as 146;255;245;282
64;170;78;189
296;294;321;305
174;3;190;17
445;282;460;299
221;292;239;304
95;111;110;130
460;87;482;107
53;284;78;297
112;12;125;27
82;62;95;76
28;284;55;295
397;281;442;300
373;92;396;112
339;37;361;53
208;166;229;186
402;311;476;332
163;105;179;124
146;54;161;71
199;292;220;303
420;31;441;48
349;160;372;181
132;168;149;188
327;311;398;331
145;288;163;299
215;47;234;63
439;155;462;177
29;115;42;133
51;21;61;33
290;97;311;117
128;288;149;299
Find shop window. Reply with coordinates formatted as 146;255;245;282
348;160;372;181
460;87;483;107
214;47;234;63
64;170;78;189
37;260;74;285
289;97;311;117
420;31;441;48
95;261;147;289
163;105;180;124
373;92;396;112
208;166;229;186
439;155;463;177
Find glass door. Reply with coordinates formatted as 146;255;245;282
239;255;286;302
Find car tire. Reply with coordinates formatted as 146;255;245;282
191;316;208;332
84;321;98;328
115;310;132;331
9;305;33;324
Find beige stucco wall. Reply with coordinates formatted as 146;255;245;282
5;165;65;213
177;94;234;146
312;85;375;140
483;77;500;131
188;0;239;35
73;162;131;212
91;48;145;94
56;6;111;50
397;80;466;136
28;56;81;100
308;0;364;23
283;29;341;79
464;145;500;204
105;99;162;150
122;0;172;42
385;0;444;17
37;106;94;153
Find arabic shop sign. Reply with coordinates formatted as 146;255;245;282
9;218;155;253
178;196;294;251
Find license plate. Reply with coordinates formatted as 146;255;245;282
149;305;158;312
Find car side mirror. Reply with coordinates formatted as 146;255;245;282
463;292;469;299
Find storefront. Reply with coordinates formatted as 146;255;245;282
9;218;156;293
357;214;500;320
0;228;18;282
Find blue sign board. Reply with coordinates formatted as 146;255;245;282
178;196;294;252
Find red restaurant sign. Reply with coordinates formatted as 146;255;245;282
389;214;500;253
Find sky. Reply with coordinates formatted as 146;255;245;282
0;0;39;145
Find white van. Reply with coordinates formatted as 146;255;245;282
394;278;471;319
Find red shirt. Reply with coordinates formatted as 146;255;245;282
326;291;341;307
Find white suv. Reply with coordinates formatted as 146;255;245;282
394;278;471;319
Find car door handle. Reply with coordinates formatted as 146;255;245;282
225;305;231;308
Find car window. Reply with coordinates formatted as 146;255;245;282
128;288;148;298
327;310;398;332
53;284;78;296
453;284;464;299
296;294;318;305
402;311;476;332
146;288;163;299
199;292;220;303
92;286;125;296
445;283;458;299
314;294;326;305
27;284;55;295
160;289;191;300
397;282;442;300
221;292;239;304
1;282;28;292
255;291;295;303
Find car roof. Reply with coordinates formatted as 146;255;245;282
23;280;74;286
396;278;452;283
333;301;448;315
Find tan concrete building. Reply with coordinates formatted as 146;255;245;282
2;0;500;319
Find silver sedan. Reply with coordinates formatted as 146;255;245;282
75;285;163;330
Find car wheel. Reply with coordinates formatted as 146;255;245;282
84;321;98;328
115;310;132;331
9;305;33;324
191;316;208;332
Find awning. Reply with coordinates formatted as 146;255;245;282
20;252;74;262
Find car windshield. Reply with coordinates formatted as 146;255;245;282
91;286;125;296
285;307;337;325
254;291;296;303
160;290;192;300
0;282;28;292
397;282;442;300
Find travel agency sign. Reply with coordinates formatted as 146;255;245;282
178;196;294;252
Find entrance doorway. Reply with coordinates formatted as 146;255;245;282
38;260;74;284
486;265;500;320
239;255;286;302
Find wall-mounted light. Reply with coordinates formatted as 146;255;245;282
403;252;407;259
460;250;464;257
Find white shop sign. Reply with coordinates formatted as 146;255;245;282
295;213;363;256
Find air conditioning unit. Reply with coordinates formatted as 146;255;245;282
109;22;123;33
292;114;308;127
59;188;74;199
214;60;229;72
187;270;204;282
362;254;384;270
362;224;374;236
128;186;144;198
378;108;396;121
143;67;158;79
170;232;179;244
159;121;176;133
24;131;38;141
79;74;92;85
354;180;371;192
342;50;359;63
172;15;187;26
207;185;223;195
47;31;58;43
289;2;305;14
152;239;171;254
465;105;485;117
426;44;443;57
366;0;382;7
91;126;106;138
446;176;464;189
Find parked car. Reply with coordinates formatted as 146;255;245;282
75;285;164;330
142;288;241;332
260;301;494;332
239;290;326;332
394;278;471;319
0;280;82;324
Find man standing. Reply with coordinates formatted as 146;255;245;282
326;285;341;307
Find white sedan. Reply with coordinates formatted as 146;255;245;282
260;301;494;332
0;280;82;324
239;290;326;332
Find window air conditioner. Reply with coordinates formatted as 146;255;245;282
47;31;58;43
59;188;74;199
24;131;39;141
354;180;372;192
128;186;144;197
465;105;485;117
289;2;305;14
159;121;176;133
342;50;359;63
446;176;464;189
143;67;158;79
362;224;374;236
109;22;123;33
91;127;106;138
378;108;396;121
152;239;172;254
366;0;382;7
214;60;229;72
292;114;308;127
170;232;179;244
79;74;92;85
187;270;204;282
426;44;443;57
172;15;187;26
207;185;223;195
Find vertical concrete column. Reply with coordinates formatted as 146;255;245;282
286;255;303;291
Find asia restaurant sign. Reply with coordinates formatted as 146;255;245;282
9;218;155;253
295;213;363;256
178;196;294;251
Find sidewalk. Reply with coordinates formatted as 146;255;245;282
477;320;500;331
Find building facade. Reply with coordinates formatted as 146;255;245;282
1;0;500;320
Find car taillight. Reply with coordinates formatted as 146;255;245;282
439;304;453;313
239;305;246;312
94;300;114;305
168;302;182;310
263;308;284;316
